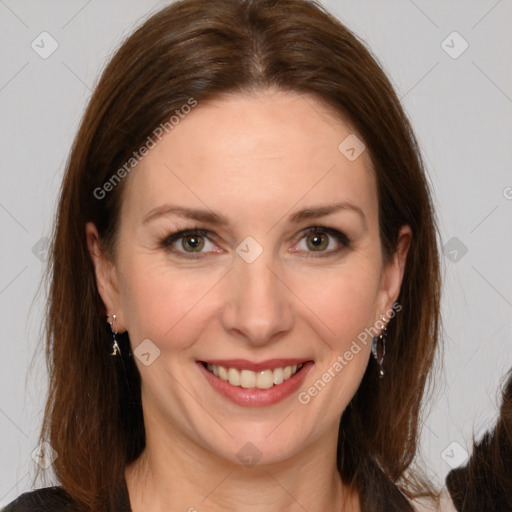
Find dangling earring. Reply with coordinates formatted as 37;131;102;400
371;316;387;378
108;314;121;356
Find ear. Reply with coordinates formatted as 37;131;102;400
375;225;412;319
85;222;126;332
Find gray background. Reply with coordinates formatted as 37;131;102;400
1;0;511;505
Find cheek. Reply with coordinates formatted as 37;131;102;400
292;263;381;422
297;259;382;345
117;252;227;349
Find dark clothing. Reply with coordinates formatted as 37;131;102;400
2;479;131;512
2;472;415;512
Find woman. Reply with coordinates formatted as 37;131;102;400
3;0;442;510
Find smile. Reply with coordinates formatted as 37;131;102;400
197;359;314;407
204;362;304;389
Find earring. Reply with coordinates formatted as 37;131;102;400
108;314;121;356
371;316;387;378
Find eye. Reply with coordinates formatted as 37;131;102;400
161;228;219;258
293;226;351;257
160;225;351;259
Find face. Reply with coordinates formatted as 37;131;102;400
87;89;410;468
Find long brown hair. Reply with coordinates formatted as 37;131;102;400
36;0;441;510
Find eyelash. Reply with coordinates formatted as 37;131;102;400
160;225;351;260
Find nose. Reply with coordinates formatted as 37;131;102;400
221;249;294;347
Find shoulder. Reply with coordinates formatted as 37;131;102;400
1;486;77;512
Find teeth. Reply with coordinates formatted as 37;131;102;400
218;366;228;381
228;367;240;386
273;367;284;385
205;363;304;390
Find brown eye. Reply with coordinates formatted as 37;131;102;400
306;231;329;251
161;228;218;258
293;226;351;257
181;233;205;252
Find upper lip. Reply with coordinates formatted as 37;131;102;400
199;358;312;372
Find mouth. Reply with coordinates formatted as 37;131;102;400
199;361;307;390
197;358;314;407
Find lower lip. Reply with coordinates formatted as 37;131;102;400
197;361;314;407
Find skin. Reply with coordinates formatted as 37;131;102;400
86;89;411;512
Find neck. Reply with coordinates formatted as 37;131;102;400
125;416;359;512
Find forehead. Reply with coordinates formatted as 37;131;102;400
122;90;377;227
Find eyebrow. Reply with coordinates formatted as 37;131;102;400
142;201;367;229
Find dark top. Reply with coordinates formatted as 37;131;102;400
1;472;417;512
2;478;131;512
